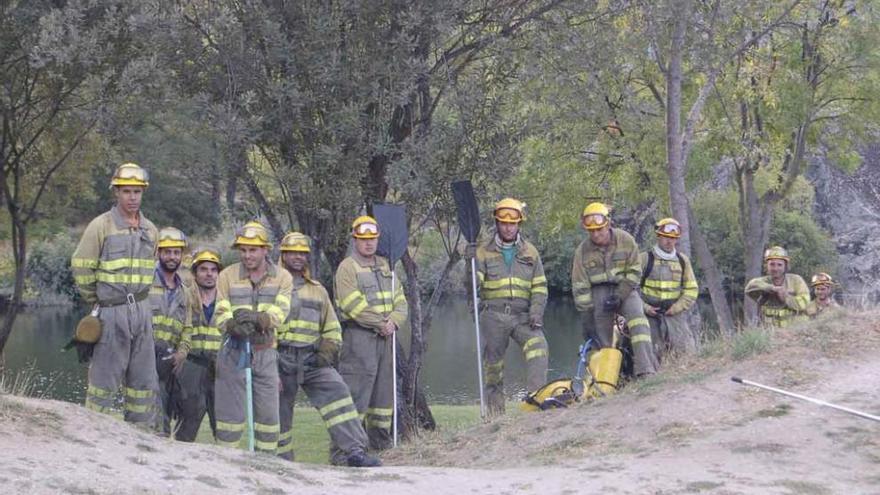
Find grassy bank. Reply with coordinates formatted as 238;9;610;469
194;404;483;464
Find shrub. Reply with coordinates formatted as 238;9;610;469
26;232;79;304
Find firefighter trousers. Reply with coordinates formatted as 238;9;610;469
85;300;160;427
277;346;367;463
581;285;658;376
214;342;279;453
173;354;216;442
339;325;393;451
479;306;549;416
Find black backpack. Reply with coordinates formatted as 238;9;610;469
640;250;686;289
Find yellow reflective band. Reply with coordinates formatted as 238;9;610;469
347;300;369;318
642;287;681;300
525;348;548;361
276;294;291;306
279;333;318;344
191;340;221;351
217;421;245;432
325;410;360;428
683;289;698;298
339;290;365;308
572;281;590;291
477;271;485;283
394;294;406;304
624;273;642;284
216;300;232;310
255;440;278;451
319;397;355;416
365;418;392;429
627;317;649;329
71;258;99;269
371;304;393;313
532;275;547;285
481;288;530;300
631;334;652;344
95;273;153;284
323;330;342;342
588;273;611;284
574;294;593;305
98;258;155;270
276;442;294;454
366;407;393;417
523;337;544;350
85;399;113;414
152;316;184;330
482;277;531;290
123;402;151;413
531;286;548;295
124;387;153;399
153;329;175;342
75;275;97;285
643;280;683;289
254;422;280;433
484;361;504;371
87;384;114;398
285;320;320;331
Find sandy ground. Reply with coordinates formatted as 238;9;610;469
2;311;879;494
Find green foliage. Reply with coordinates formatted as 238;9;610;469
731;328;772;361
25;233;79;304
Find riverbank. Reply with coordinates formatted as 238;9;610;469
2;310;879;494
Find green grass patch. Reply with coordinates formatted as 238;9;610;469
191;403;482;465
731;328;772;361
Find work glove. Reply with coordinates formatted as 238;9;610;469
603;294;621;312
234;308;259;326
256;312;273;334
529;314;544;330
615;280;634;302
312;339;340;368
465;243;478;259
228;312;257;338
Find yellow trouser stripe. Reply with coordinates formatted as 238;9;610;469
627;317;649;328
319;397;354;416
631;334;652;344
525;348;548;361
217;421;245;432
254;422;280;433
325;410;360;428
124;387;152;399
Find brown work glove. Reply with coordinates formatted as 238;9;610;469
256;312;273;334
230;309;258;338
314;339;340;368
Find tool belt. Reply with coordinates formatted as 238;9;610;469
98;291;149;308
277;342;311;354
481;299;529;315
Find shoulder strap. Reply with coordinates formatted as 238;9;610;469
640;251;655;288
676;252;686;282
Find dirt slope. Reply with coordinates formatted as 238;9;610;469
2;311;880;494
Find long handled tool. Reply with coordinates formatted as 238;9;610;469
452;180;486;418
374;203;409;447
731;377;880;423
244;340;255;452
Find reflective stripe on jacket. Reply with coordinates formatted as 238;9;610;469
571;228;641;311
278;274;342;347
149;271;190;352
744;274;810;327
334;252;407;332
475;237;547;319
639;250;698;314
185;283;222;358
214;262;293;345
71;206;158;305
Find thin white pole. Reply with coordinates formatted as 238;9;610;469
732;377;880;422
471;257;486;418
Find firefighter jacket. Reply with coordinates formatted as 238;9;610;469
278;274;342;348
334;252;407;332
71;206;158;305
638;249;699;315
745;274;810;326
149;270;190;353
474;236;548;319
184;284;222;359
571;228;641;311
214;262;293;346
805;299;839;318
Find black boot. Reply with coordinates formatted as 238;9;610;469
346;450;382;468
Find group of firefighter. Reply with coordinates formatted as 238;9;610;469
68;162;841;465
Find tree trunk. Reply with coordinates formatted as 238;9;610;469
0;217;26;355
688;207;736;336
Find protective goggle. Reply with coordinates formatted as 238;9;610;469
811;274;833;286
353;222;379;237
114;165;149;183
494;208;523;222
237;225;267;240
582;213;608;228
657;223;681;236
159;229;186;243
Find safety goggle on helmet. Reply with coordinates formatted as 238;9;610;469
233;222;271;247
655;218;682;238
280;232;311;253
110;162;150;188
581;202;610;230
352;216;380;239
811;272;834;287
157;227;187;249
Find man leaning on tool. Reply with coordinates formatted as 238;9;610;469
276;232;380;467
213;221;292;453
472;198;548;416
639;218;699;362
745;246;809;327
571;202;657;377
335;216;407;451
70;162;161;426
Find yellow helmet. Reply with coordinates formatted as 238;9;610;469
811;272;833;287
233;221;271;247
110;162;149;188
494;197;525;224
581;202;610;230
280;232;311;253
352;215;380;239
191;248;223;271
763;246;790;263
655;218;682;238
157;227;187;249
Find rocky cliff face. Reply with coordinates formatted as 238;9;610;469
809;145;880;306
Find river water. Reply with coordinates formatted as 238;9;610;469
2;299;585;405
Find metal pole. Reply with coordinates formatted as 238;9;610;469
392;271;399;447
732;377;880;423
244;340;255;452
471;257;486;418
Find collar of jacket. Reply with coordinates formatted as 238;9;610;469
351;250;387;269
486;233;523;253
154;268;183;291
236;260;278;281
652;244;678;260
588;227;619;250
110;205;145;230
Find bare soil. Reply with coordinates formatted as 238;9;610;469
2;311;880;494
